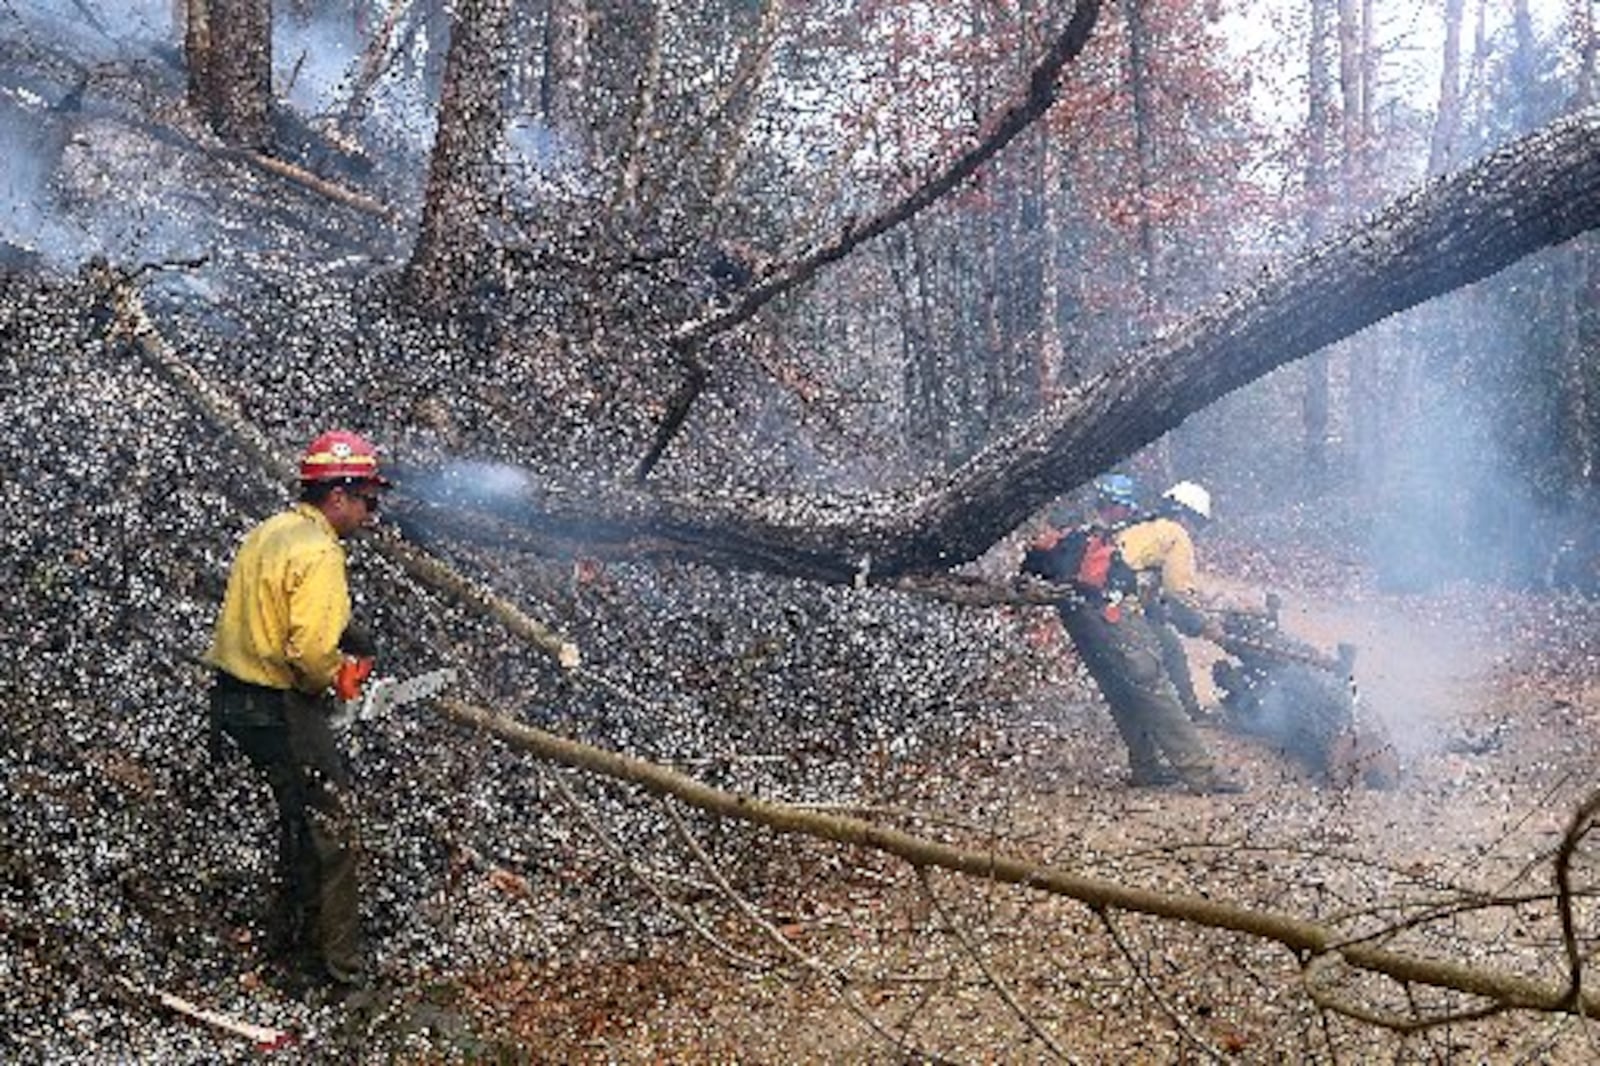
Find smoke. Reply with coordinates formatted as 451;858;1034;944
402;459;536;515
0;89;64;258
6;0;172;56
503;116;591;206
275;8;363;117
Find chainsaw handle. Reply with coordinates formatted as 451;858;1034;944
332;655;376;702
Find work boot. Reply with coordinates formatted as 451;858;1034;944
1181;772;1246;796
1127;766;1180;788
322;955;370;990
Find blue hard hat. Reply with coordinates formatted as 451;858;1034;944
1094;473;1139;508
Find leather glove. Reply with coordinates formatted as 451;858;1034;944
333;655;376;702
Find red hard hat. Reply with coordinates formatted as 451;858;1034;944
299;430;392;486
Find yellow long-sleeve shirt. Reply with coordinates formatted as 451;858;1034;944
206;503;351;694
1116;516;1197;596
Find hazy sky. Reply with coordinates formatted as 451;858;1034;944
1224;0;1577;128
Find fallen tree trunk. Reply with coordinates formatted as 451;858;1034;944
405;104;1600;583
438;696;1600;1021
892;103;1600;571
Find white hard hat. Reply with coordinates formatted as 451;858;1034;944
1163;480;1212;520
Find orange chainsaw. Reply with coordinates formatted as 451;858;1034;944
333;666;457;728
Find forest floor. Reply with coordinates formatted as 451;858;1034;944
13;523;1600;1064
441;558;1600;1063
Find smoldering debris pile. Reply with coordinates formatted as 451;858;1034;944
0;263;1044;1060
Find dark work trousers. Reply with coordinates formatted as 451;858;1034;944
209;674;364;982
1151;618;1204;721
1060;604;1216;785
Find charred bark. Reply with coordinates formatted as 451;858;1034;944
406;0;514;306
185;0;272;149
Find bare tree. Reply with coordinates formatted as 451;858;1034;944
1560;1;1599;487
185;0;272;148
1428;0;1466;177
406;0;515;305
1301;0;1334;492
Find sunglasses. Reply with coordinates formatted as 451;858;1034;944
346;490;382;512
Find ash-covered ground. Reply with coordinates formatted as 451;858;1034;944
0;46;1068;1055
0;256;1052;1061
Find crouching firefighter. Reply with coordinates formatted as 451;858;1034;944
1022;474;1244;795
1123;480;1226;724
205;430;391;989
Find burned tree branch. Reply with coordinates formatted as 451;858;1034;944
436;696;1600;1020
1554;788;1600;1008
635;0;1105;480
215;148;394;220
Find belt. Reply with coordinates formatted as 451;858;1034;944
212;670;285;696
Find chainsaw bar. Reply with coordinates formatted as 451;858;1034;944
354;667;457;722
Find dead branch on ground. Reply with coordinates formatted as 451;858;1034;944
543;767;765;971
214;148;393;220
1096;911;1229;1063
436;696;1600;1021
918;867;1076;1063
663;802;952;1063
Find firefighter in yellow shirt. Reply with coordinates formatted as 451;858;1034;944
206;430;390;990
1117;481;1226;722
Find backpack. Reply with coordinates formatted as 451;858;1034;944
1022;525;1137;598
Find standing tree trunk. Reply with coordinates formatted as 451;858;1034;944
1338;0;1383;484
1563;2;1599;488
892;223;947;463
708;0;784;215
1120;0;1159;313
406;0;515;307
540;0;589;151
1428;0;1465;177
610;0;662;213
1512;0;1538;130
1337;0;1363;200
1301;0;1334;492
185;0;272;149
1036;136;1065;402
1120;0;1168;479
